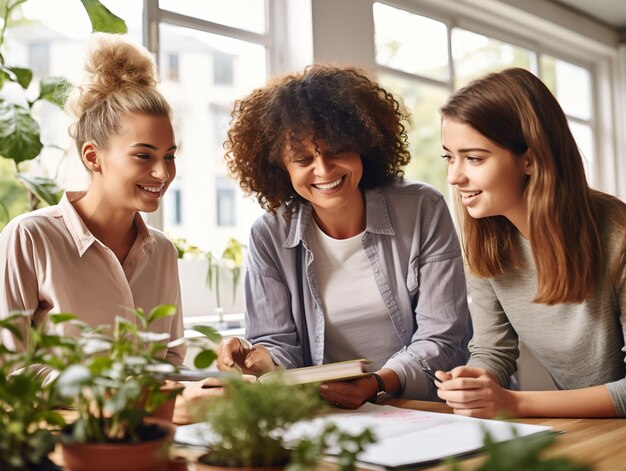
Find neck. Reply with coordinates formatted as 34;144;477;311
505;203;530;240
312;192;366;239
73;190;137;263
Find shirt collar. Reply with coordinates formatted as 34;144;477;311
284;187;395;248
60;191;156;257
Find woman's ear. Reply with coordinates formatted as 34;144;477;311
82;143;100;172
523;153;533;176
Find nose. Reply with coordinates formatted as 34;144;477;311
446;159;467;186
313;155;333;176
151;159;170;183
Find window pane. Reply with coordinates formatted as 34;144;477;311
568;121;594;183
373;2;448;81
158;23;266;249
159;0;266;34
452;28;533;88
541;56;592;121
379;74;449;195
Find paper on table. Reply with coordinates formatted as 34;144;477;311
175;403;553;468
287;403;553;468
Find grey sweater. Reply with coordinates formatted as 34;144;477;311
466;220;626;416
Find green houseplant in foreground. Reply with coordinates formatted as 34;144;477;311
192;378;375;471
50;305;220;471
0;313;68;471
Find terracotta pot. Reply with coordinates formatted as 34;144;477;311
61;418;175;471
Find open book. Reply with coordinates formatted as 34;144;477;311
257;359;370;384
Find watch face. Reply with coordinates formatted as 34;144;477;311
374;390;388;404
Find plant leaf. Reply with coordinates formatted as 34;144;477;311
0;101;43;163
6;66;33;89
38;77;71;108
192;325;222;343
194;349;218;369
49;313;78;325
15;174;63;206
79;0;127;34
147;304;177;324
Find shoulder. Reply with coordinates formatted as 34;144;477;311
0;206;61;242
379;180;446;207
250;207;291;242
147;226;179;258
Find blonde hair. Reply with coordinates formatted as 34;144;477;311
441;68;626;305
67;34;171;156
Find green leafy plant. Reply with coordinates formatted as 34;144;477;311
447;428;590;471
0;0;126;226
0;313;69;470
174;236;246;311
193;378;375;471
53;305;220;444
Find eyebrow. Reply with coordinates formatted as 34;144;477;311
442;145;491;153
131;143;177;151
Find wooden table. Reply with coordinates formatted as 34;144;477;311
52;401;625;470
387;399;625;470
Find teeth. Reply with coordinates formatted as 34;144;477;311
139;185;162;193
461;191;481;199
314;177;343;190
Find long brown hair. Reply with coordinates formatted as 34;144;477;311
441;67;626;304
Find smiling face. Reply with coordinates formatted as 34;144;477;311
88;112;176;215
441;118;531;232
283;138;364;218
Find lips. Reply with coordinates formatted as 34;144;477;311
137;184;164;197
312;176;344;191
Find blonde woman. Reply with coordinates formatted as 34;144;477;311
436;67;626;418
0;34;184;375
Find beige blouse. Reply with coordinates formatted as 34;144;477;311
0;191;185;376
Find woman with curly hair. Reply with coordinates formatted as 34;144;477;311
217;64;471;408
436;68;626;418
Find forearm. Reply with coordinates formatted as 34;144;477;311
514;385;617;418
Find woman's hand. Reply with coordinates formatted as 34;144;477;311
216;337;278;375
435;366;519;418
319;375;379;409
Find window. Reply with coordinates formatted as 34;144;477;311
372;2;598;193
154;3;268;250
216;177;236;227
213;53;234;86
166;53;179;81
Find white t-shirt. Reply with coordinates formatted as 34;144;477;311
309;221;402;371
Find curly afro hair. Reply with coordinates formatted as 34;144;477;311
225;64;411;213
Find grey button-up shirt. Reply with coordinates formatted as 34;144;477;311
244;180;471;399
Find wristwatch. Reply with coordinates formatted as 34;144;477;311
370;373;388;404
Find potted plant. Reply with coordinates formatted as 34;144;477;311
174;236;246;322
0;313;70;471
191;377;375;471
52;305;221;471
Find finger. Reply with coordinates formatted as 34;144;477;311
435;376;487;391
242;346;274;373
443;398;485;409
216;338;245;370
437;387;487;403
448;366;488;379
435;370;452;382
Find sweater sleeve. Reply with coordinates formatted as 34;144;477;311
465;272;520;388
605;250;626;416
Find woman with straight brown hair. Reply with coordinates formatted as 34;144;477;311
435;67;626;418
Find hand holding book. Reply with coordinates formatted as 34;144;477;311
216;336;279;375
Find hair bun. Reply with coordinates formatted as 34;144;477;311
85;33;158;93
